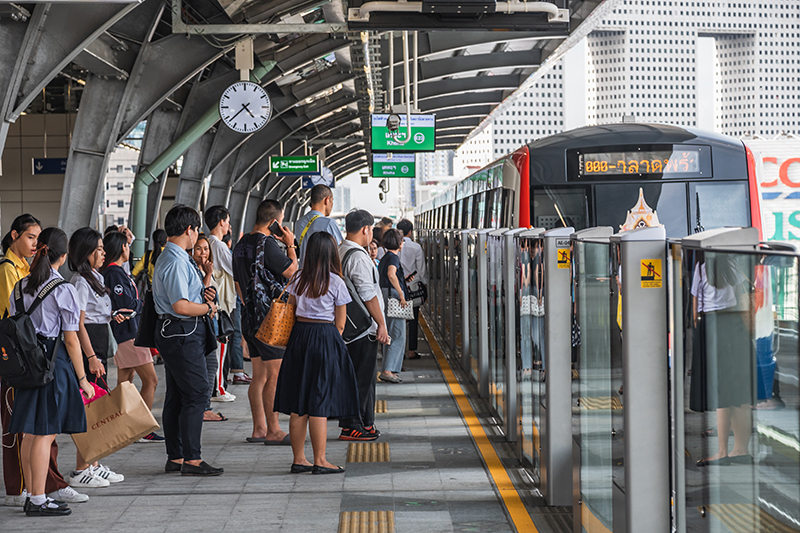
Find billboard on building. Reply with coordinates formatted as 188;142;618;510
744;138;800;241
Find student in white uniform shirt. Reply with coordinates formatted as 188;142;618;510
396;219;427;360
67;228;125;489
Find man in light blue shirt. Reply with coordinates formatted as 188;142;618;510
152;205;223;477
294;184;343;267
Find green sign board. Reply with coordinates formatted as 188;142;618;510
269;155;319;174
372;153;415;177
371;114;436;152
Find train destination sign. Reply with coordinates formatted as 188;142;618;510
269;155;319;175
371;114;436;152
372;153;415;177
569;145;711;180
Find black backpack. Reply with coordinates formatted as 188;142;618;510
242;235;286;333
341;247;375;343
0;278;66;389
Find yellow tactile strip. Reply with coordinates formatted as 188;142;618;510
338;511;395;533
702;504;800;533
579;397;622;410
347;442;390;463
375;400;387;413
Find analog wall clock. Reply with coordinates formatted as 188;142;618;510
219;81;271;134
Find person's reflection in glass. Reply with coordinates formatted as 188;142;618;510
520;242;532;379
691;253;755;466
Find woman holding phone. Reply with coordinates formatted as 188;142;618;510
101;232;163;443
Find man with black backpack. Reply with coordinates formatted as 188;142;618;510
337;210;389;441
233;199;297;445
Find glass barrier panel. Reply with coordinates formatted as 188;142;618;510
609;241;625;495
453;231;463;355
573;239;615;530
488;235;500;416
468;233;480;381
444;232;452;348
531;237;546;474
518;236;542;478
681;247;800;532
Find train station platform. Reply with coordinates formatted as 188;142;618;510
0;316;557;533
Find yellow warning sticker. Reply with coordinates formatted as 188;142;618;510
641;259;662;288
557;248;571;269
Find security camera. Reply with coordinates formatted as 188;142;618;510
386;113;401;133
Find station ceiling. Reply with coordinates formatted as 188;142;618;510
0;0;603;235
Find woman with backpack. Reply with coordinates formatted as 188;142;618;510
101;231;163;443
273;232;359;475
7;228;96;516
67;228;124;489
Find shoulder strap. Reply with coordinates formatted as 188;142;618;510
298;215;321;248
21;278;68;316
342;246;376;284
0;258;13;268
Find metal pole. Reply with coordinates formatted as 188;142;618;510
413;31;418;112
388;31;394;110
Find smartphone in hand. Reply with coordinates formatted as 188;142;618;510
268;220;284;238
112;310;137;319
405;270;417;283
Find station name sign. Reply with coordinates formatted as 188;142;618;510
372;153;415;177
370;114;436;152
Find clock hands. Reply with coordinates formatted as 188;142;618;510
243;103;256;118
227;104;248;122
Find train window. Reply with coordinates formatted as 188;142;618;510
532;187;589;230
485;191;495;228
476;193;487;229
595;183;688;238
468;196;476;228
503;189;515;227
689;182;749;231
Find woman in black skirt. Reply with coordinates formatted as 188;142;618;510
274;232;358;475
8;228;95;516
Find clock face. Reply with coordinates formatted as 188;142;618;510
219;81;271;134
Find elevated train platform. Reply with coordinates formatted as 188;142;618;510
0;316;565;533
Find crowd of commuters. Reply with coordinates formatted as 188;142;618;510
0;183;427;515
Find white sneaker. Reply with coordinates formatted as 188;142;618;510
47;486;89;503
4;490;27;507
94;464;124;483
211;391;236;402
69;467;110;488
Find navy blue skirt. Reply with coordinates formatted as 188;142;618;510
9;338;87;436
274;321;359;419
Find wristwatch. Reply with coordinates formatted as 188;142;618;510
205;302;213;316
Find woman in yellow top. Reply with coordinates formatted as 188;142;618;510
131;228;167;285
0;214;41;504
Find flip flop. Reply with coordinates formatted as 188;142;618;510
264;434;291;446
246;437;266;443
203;412;228;422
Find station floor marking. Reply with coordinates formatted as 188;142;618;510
419;315;538;533
338;511;395;533
375;399;387;413
579;396;622;410
346;442;390;463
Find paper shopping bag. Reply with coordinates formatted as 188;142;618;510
72;381;160;464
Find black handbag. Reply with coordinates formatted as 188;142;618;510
133;290;157;348
216;310;235;343
341;248;374;343
204;316;218;355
